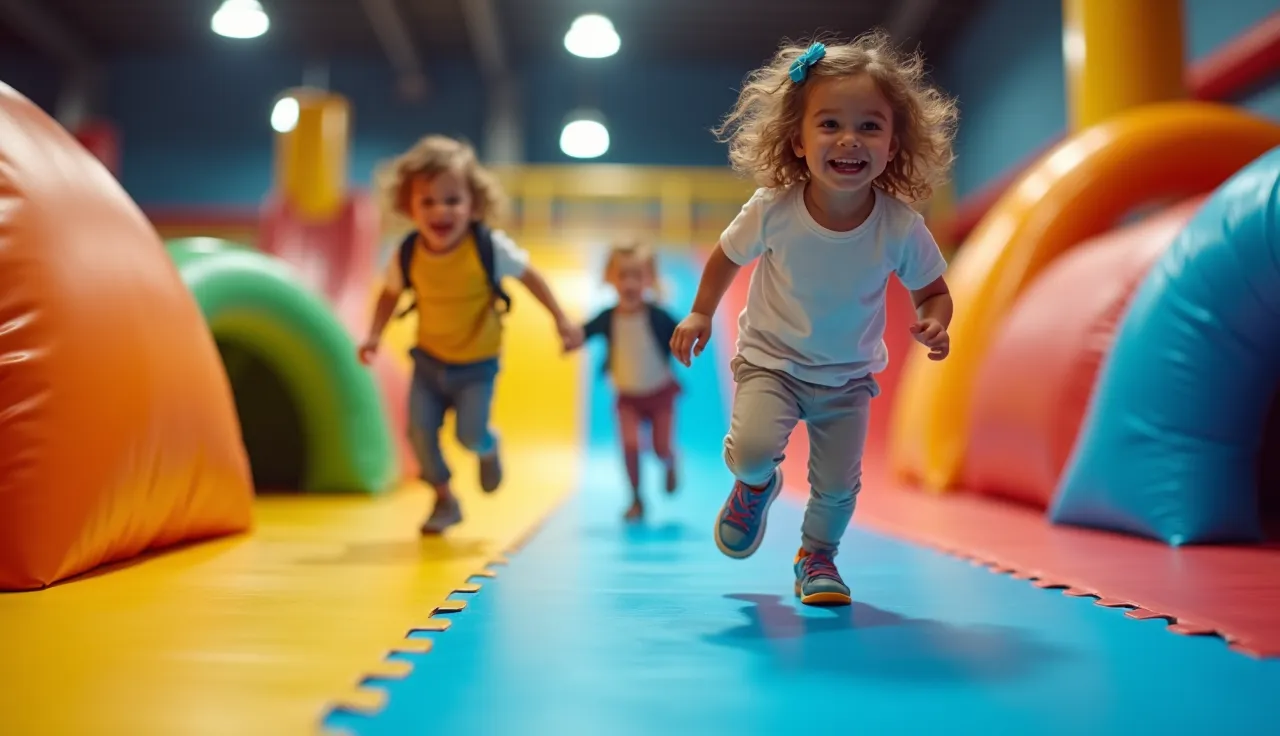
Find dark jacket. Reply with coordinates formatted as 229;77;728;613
582;302;679;377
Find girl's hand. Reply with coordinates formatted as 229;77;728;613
357;337;379;365
670;313;712;366
909;319;950;361
558;319;585;353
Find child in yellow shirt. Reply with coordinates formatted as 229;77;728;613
359;135;583;534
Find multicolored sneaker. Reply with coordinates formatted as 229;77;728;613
714;469;783;559
793;548;851;606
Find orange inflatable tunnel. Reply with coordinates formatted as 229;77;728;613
962;197;1206;509
0;83;253;591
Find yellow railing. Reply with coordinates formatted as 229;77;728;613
489;164;758;245
153;162;954;253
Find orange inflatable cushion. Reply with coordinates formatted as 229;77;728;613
962;198;1205;509
0;83;252;591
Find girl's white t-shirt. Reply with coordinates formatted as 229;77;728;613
720;184;948;387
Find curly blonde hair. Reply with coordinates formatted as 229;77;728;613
713;29;959;202
376;134;507;227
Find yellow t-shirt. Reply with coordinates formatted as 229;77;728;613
402;234;503;364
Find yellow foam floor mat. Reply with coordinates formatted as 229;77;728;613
0;244;588;736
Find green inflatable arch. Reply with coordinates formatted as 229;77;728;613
167;237;396;494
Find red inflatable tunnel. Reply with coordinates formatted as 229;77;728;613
962;197;1207;510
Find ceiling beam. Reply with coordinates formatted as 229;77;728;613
357;0;430;102
459;0;508;81
0;0;100;127
884;0;939;45
0;0;92;68
458;0;523;164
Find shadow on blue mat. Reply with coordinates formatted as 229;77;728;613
705;592;1072;683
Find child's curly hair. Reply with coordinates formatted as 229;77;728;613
713;29;959;202
376;134;507;227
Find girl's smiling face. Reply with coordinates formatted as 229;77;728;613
792;72;899;196
408;168;474;250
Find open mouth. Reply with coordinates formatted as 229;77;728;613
429;223;455;238
829;158;868;175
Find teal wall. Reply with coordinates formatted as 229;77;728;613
2;0;1277;209
2;50;748;209
941;0;1280;199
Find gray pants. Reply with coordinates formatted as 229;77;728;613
723;355;878;555
408;347;500;486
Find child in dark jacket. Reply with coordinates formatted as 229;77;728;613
577;241;682;521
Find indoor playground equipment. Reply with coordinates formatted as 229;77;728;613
160;87;407;496
1050;146;1280;544
0;71;582;732
257;87;418;481
0;81;253;591
6;0;1280;731
887;0;1280;546
166;237;394;493
0;80;402;591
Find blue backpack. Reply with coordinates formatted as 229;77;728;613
396;221;512;318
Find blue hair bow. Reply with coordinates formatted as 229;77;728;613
789;42;826;83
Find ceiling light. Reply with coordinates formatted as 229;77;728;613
564;14;620;59
560;110;610;159
270;96;299;133
212;0;270;40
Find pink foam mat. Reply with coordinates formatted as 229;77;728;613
851;482;1280;658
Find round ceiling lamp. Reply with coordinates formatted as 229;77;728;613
564;14;620;59
212;0;270;40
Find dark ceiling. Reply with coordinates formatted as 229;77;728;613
1;0;986;71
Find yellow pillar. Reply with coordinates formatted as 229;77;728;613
274;89;350;221
1063;0;1186;132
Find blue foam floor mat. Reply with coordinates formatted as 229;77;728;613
325;253;1280;735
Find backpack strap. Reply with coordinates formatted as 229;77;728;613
394;226;513;319
395;232;418;318
471;222;513;314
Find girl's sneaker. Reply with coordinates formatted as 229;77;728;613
713;469;783;559
793;548;851;606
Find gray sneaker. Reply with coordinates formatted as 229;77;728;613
420;495;462;535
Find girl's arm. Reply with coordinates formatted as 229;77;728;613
689;244;742;318
670;244;741;365
908;275;953;361
909;276;952;328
